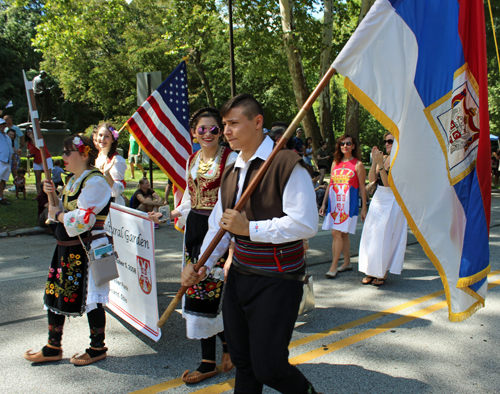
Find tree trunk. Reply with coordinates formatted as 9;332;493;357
279;0;323;150
320;0;335;150
344;0;375;141
190;48;215;107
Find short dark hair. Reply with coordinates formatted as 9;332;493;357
271;121;288;129
220;93;263;121
18;169;26;176
312;171;320;178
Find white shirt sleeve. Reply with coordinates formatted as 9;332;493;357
63;176;112;237
108;155;127;197
198;190;232;271
176;187;192;219
249;164;319;243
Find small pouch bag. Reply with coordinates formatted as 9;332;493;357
78;236;119;286
298;256;315;316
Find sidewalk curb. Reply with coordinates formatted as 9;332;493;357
0;227;48;238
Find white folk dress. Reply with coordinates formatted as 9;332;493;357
358;186;407;278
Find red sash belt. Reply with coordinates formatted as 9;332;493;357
233;238;304;274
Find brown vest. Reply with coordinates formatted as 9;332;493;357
220;148;309;229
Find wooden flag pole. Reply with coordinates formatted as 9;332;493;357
23;71;58;218
157;66;337;328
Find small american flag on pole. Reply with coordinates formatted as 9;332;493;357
124;61;191;230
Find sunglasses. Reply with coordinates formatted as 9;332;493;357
340;141;352;147
197;126;221;135
62;149;79;156
384;139;394;145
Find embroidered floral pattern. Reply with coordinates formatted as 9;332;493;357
48;324;64;346
45;254;84;303
185;253;224;301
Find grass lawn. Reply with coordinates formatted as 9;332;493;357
0;191;40;232
1;168;175;232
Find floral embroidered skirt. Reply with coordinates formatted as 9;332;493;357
44;223;89;317
184;210;226;319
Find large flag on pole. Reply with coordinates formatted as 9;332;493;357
124;61;191;231
332;0;490;321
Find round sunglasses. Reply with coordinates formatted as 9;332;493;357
197;126;221;135
340;141;352;147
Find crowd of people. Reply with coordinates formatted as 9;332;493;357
3;94;418;394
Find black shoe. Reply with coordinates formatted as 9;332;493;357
0;199;10;205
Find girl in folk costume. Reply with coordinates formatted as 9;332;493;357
359;133;407;286
95;122;127;206
151;107;237;383
320;134;367;279
24;134;112;365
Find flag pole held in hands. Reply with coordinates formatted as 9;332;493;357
157;67;337;328
22;70;57;222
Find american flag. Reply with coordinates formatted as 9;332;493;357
125;61;192;228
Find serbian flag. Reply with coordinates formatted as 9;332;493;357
332;0;490;321
124;61;192;231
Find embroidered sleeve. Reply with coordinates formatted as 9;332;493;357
64;176;111;237
109;155;127;197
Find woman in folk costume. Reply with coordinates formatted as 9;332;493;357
320;134;367;279
95;122;127;206
151;107;237;383
24;134;112;365
359;133;407;286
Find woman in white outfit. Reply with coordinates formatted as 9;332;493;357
358;132;407;286
95;123;127;206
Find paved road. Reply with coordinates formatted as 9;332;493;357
1;194;500;394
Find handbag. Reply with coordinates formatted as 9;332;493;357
78;235;119;286
298;256;315;316
298;275;315;315
366;181;378;197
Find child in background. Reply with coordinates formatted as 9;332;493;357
51;159;65;191
14;169;27;200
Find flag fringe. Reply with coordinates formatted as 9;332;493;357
456;265;490;289
448;298;485;322
343;76;486;322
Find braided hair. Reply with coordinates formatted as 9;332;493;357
189;107;223;131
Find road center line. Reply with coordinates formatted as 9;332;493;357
131;272;500;394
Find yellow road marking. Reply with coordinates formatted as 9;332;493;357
131;272;500;394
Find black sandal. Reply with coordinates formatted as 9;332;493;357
362;276;375;285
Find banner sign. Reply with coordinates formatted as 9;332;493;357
107;203;161;341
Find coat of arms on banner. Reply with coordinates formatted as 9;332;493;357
424;63;480;185
137;256;153;295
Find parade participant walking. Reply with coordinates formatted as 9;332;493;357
316;140;330;185
95;122;127;206
24;134;112;365
0;119;13;205
152;107;237;384
358;133;407;286
128;133;144;179
320;134;367;278
25;126;53;195
181;94;322;394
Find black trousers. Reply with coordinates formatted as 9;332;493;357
223;267;310;394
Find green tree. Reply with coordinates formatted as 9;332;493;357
0;0;44;123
